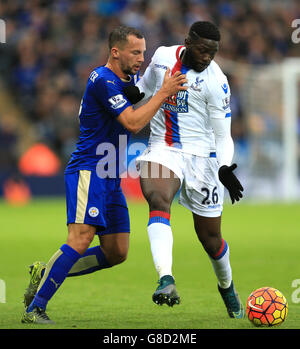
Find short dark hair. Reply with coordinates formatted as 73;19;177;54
108;25;144;50
188;21;221;42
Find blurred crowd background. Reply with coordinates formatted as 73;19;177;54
0;0;299;200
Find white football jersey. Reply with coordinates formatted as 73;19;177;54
136;45;232;158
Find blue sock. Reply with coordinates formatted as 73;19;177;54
68;246;111;277
27;244;81;312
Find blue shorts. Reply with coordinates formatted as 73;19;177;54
65;170;130;235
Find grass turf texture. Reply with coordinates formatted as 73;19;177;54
0;198;299;329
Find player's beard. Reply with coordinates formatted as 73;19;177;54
182;48;207;72
120;61;135;76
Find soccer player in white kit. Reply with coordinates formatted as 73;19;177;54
126;21;244;318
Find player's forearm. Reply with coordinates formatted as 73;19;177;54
120;68;187;133
210;117;234;167
121;89;168;134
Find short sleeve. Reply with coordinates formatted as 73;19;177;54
92;73;132;118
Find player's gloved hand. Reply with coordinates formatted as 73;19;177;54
123;85;145;104
218;164;244;204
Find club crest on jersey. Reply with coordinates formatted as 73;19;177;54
88;207;99;217
163;90;189;113
190;77;204;91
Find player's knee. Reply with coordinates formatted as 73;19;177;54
79;234;94;253
70;236;93;255
147;191;171;212
67;225;95;254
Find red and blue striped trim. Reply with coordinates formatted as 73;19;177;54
211;239;228;260
148;210;171;226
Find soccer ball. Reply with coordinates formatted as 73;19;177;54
246;287;288;327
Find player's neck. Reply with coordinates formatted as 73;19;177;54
105;60;130;81
180;49;189;67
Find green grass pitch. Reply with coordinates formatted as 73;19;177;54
0;198;299;329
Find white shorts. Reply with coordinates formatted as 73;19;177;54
136;145;224;217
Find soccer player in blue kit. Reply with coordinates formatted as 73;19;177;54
22;25;187;324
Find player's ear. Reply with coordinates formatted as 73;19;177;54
110;47;120;59
184;37;191;49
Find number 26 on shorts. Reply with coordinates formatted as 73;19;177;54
201;186;218;205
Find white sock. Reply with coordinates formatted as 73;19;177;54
147;211;173;279
209;239;232;289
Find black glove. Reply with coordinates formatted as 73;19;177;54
218;164;244;204
123;85;145;104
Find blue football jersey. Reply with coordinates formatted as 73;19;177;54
65;66;138;176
